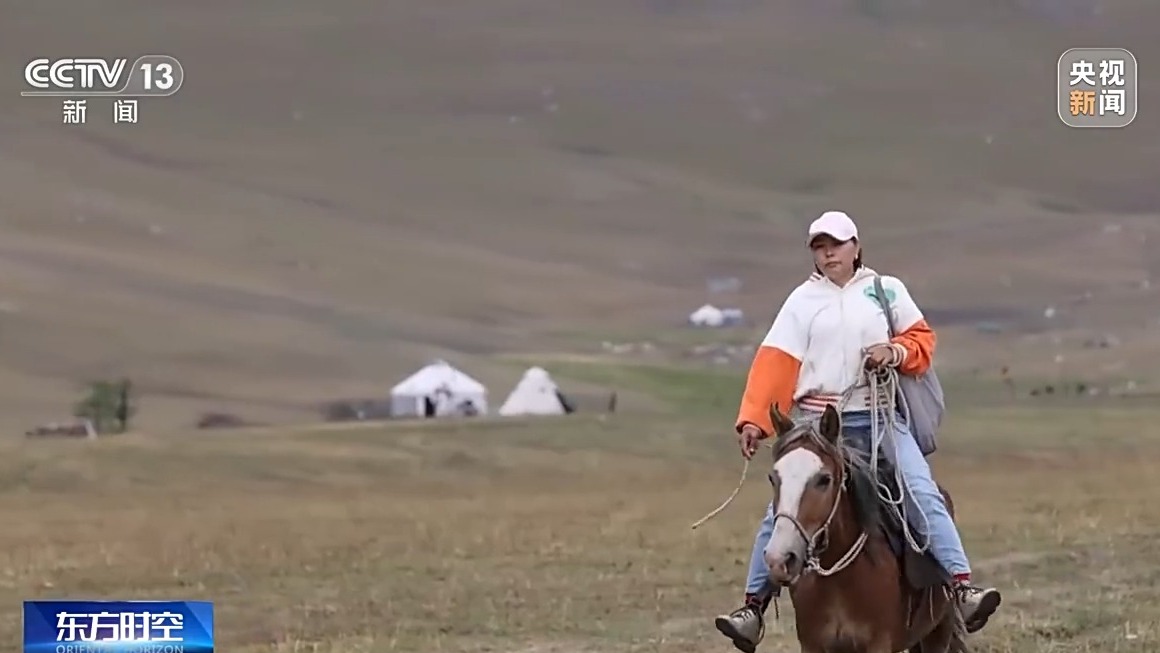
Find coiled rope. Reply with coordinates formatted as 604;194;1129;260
691;357;932;556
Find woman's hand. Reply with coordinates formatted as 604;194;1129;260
864;344;897;369
737;423;765;459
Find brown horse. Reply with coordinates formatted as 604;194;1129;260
762;403;967;653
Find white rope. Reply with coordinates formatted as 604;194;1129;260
865;365;932;554
692;354;934;560
810;532;868;576
690;456;752;530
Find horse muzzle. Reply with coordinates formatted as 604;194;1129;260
765;548;807;585
765;514;815;585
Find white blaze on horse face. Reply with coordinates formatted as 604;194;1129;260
765;448;826;566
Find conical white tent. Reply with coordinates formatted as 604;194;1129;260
390;359;488;418
498;367;572;416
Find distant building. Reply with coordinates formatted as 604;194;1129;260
688;304;744;327
688;304;725;327
720;307;745;326
389;359;488;418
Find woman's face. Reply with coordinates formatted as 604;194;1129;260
810;235;860;283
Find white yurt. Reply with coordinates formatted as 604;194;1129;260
389;359;488;418
688;303;725;327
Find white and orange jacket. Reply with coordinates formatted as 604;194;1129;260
736;266;936;436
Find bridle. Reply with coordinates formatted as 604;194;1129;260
770;446;869;582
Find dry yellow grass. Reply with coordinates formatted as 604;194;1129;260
3;398;1159;652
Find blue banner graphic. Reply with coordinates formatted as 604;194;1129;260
23;600;213;653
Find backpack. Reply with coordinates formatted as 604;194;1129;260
872;275;945;456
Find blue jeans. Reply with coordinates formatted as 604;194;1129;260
745;410;970;595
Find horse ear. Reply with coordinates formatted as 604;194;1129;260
769;402;795;437
819;404;842;443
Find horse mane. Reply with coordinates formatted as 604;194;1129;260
772;421;885;535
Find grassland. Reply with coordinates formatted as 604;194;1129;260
4;363;1160;653
2;2;1159;652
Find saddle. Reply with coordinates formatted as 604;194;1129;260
870;461;952;592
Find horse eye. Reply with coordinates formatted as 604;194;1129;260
816;474;832;488
768;473;779;487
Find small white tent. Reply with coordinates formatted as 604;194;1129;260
688;303;725;327
499;367;573;416
390;359;488;418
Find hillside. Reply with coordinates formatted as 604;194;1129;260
0;1;1158;429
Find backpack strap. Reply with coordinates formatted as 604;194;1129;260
873;274;897;337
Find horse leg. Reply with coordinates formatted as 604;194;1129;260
912;607;969;653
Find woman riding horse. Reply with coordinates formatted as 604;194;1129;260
714;211;1002;652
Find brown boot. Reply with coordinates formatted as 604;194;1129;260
714;596;766;653
956;583;1002;633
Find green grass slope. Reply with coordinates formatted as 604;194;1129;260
0;1;1156;428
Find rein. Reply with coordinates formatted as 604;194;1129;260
691;355;925;576
770;463;870;579
866;365;932;554
689;357;871;531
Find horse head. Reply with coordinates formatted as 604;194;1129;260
763;403;855;585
